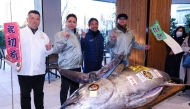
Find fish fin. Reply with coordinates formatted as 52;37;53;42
163;81;187;87
111;64;125;76
59;51;124;84
95;51;124;78
59;69;90;84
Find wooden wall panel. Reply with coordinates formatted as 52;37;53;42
147;0;171;70
116;0;171;70
117;0;148;66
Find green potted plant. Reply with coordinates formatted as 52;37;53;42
184;13;190;34
0;29;5;49
170;18;177;36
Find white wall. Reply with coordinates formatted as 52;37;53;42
95;0;190;4
172;0;190;4
34;0;43;30
42;0;62;43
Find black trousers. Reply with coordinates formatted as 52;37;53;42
18;74;45;109
60;68;81;105
83;61;102;73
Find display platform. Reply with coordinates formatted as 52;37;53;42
138;85;186;109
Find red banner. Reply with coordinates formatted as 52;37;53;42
4;22;21;63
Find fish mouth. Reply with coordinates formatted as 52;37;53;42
61;102;78;109
60;95;80;109
60;88;82;109
142;86;163;98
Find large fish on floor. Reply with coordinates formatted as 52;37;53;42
59;53;184;109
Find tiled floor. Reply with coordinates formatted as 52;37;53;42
0;64;61;109
0;61;190;109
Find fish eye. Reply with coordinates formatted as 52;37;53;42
88;84;99;91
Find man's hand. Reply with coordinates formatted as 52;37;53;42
145;45;150;50
45;40;52;51
63;30;70;38
81;30;86;38
169;50;174;55
5;55;12;62
111;32;117;40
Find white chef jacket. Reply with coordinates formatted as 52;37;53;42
14;26;52;76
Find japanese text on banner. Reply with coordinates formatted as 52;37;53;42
4;22;21;62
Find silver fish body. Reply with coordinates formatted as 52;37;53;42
60;64;171;109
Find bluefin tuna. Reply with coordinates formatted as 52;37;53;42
59;53;182;109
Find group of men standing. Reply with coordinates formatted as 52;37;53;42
6;10;150;109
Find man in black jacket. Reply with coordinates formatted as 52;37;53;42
81;18;104;73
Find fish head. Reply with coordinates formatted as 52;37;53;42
60;78;114;109
123;68;172;108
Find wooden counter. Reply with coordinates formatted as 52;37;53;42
138;85;186;109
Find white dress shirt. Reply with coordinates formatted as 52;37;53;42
14;26;52;76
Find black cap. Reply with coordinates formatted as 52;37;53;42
117;13;128;20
